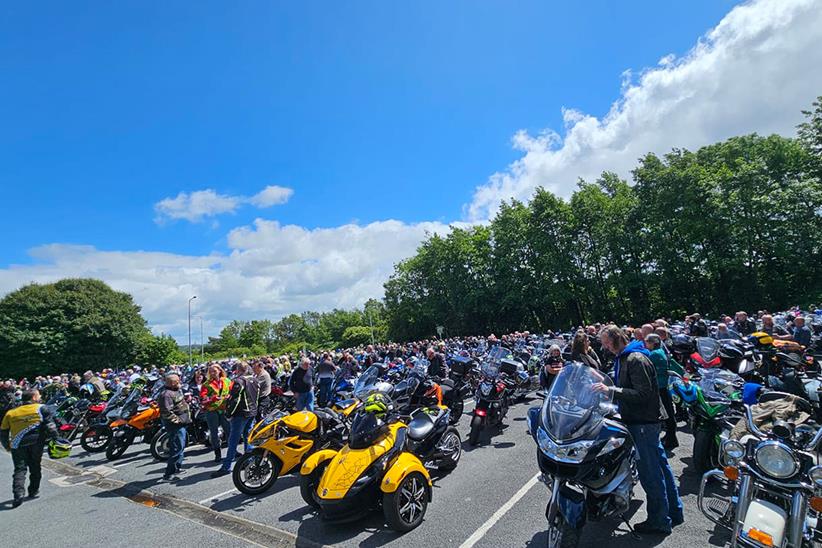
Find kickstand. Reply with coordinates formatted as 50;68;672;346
621;514;641;540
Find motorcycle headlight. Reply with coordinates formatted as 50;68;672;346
754;441;797;479
537;427;593;463
809;466;822;488
722;440;745;464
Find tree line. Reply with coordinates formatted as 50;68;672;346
383;97;822;341
2;97;820;377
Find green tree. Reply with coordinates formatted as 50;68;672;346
0;278;148;377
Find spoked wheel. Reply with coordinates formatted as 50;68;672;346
436;426;461;471
150;431;171;461
80;425;112;453
232;451;281;495
383;472;428;532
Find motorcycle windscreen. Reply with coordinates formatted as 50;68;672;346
695;337;721;362
353;366;384;400
541;363;613;442
480;346;511;378
697;368;740;402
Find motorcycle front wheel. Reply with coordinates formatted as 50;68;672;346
106;430;134;460
547;514;580;548
233;451;281;495
150;430;171;461
383;472;428;532
80;425;111;453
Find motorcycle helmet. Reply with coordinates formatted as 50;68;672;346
671;334;695;354
48;438;72;459
364;393;389;417
748;332;774;348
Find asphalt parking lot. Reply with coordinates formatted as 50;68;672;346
0;397;732;548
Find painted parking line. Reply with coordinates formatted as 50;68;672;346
198;488;238;505
458;472;541;548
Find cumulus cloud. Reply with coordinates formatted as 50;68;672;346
466;0;822;220
3;0;821;340
154;185;294;223
0;220;463;340
154;189;241;223
248;185;294;208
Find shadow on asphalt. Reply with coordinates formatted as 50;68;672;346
281;505;405;547
208;475;301;512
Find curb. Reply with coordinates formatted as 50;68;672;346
42;459;324;548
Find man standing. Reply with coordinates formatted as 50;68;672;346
791;316;812;347
594;326;683;535
211;362;259;478
1;389;57;507
252;361;272;420
158;373;191;482
316;355;337;407
290;357;315;411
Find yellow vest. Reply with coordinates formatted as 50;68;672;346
1;404;44;448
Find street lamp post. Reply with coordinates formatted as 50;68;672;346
188;295;197;367
198;316;204;363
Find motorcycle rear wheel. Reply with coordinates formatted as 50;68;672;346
80;426;111;453
468;416;482;446
437;426;461;471
233;451;281;495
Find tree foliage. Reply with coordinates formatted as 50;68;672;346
0;278;149;377
384;99;822;340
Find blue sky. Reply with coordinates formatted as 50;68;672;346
1;0;820;338
1;0;736;262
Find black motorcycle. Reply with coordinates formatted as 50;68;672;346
527;362;637;548
405;406;461;471
468;346;516;446
149;394;211;461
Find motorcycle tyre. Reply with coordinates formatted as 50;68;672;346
80;426;111;453
233;451;281;496
468;416;482;446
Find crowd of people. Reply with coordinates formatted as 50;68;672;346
2;306;819;535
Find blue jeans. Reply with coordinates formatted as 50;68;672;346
204;410;229;452
317;378;333;407
295;390;315;412
221;415;252;471
164;421;187;477
627;422;683;530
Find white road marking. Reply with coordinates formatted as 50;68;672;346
198;488;238;505
88;464;118;476
458;472;541;548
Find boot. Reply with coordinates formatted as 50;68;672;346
213;448;222;463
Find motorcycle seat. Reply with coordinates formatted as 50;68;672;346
407;414;435;441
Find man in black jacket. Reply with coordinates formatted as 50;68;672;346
593;325;683;535
290;357;314;411
426;347;448;379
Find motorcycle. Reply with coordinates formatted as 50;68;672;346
527;362;637;548
699;396;822;547
105;383;162;460
299;395;433;532
679;368;745;473
232;399;356;496
149;395;211;461
79;384;134;453
468;346;516;446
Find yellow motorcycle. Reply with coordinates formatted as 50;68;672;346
232;400;357;495
299;394;433;532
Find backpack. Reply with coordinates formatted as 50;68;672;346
225;376;259;418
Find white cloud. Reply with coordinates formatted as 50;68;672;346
3;0;821;341
0;220;463;341
249;185;294;208
154;185;294;223
466;0;822;220
154;189;240;223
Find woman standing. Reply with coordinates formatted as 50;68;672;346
569;330;601;369
200;365;231;462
